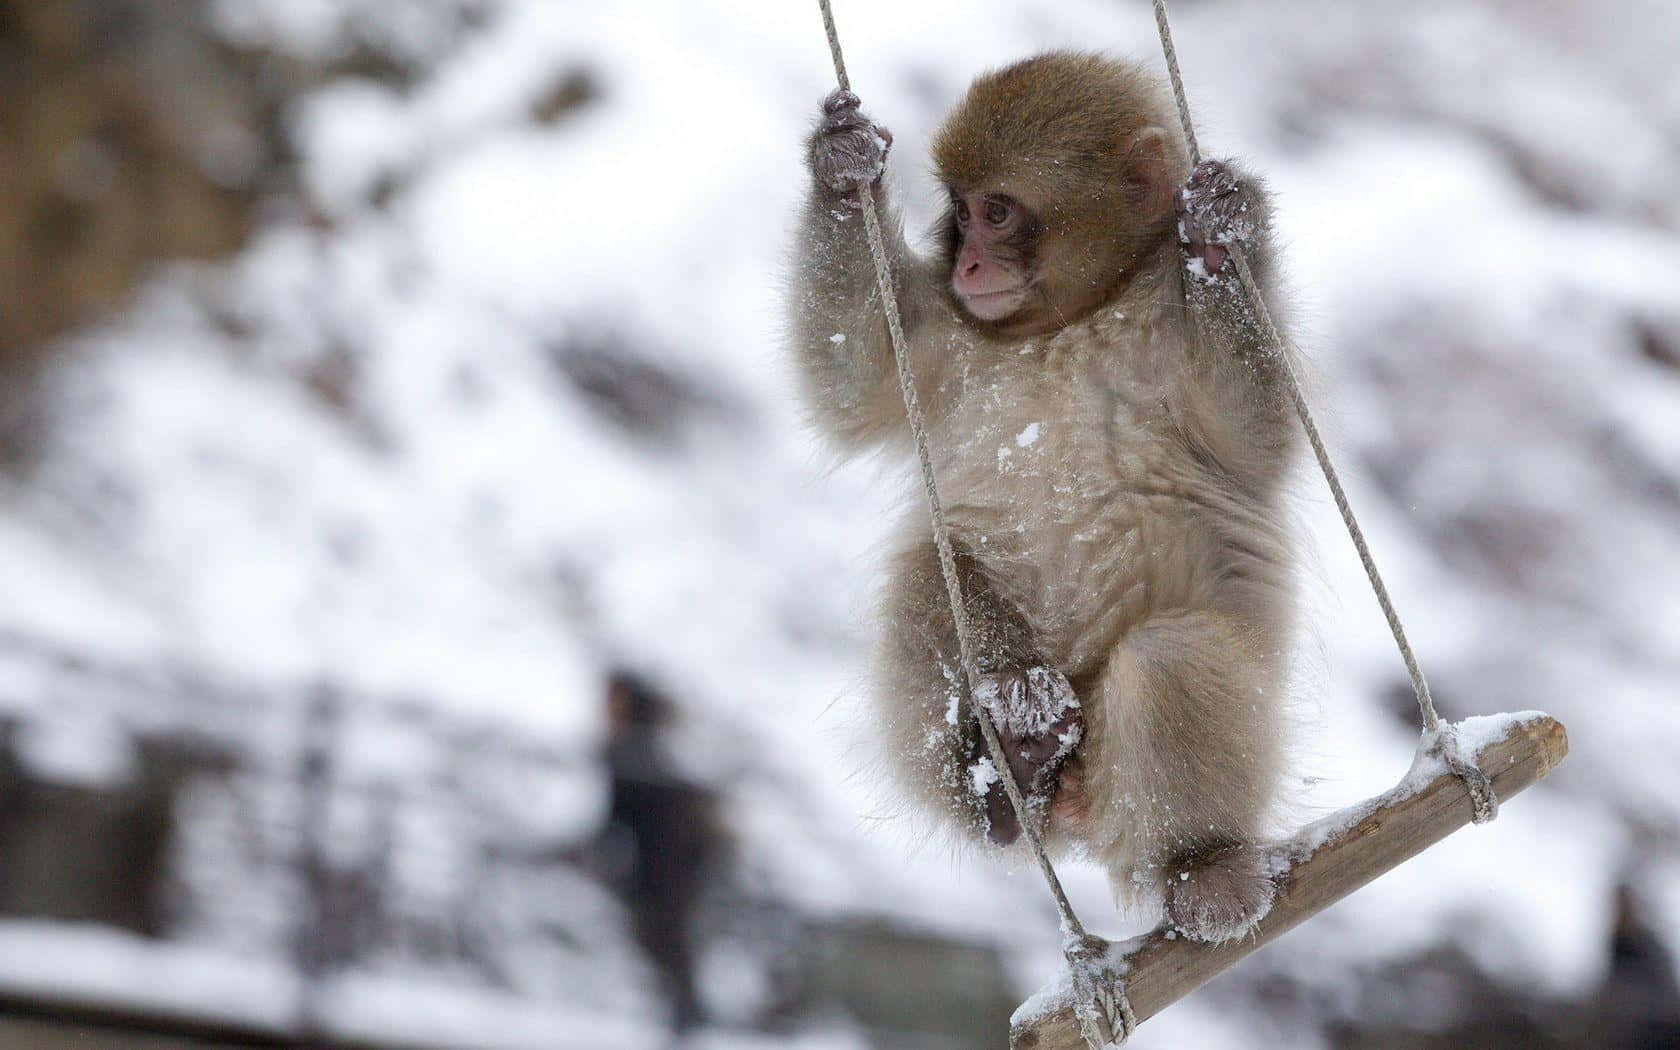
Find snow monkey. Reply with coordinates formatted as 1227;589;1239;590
790;52;1299;943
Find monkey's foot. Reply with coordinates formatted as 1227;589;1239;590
1176;159;1253;277
1165;842;1276;944
811;89;893;195
971;666;1083;846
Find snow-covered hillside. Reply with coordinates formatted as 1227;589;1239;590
2;1;1678;1047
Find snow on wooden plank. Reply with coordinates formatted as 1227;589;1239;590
1012;712;1570;1048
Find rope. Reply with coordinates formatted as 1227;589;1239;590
1150;0;1199;166
1149;0;1495;824
814;3;1128;1045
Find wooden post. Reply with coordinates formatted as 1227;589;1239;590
1011;712;1570;1048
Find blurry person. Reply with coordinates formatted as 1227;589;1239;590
1594;882;1680;1050
597;670;722;1034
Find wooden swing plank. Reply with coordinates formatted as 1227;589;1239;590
1011;712;1570;1048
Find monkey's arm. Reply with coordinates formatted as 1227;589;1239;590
1175;159;1298;479
1177;159;1287;363
791;92;957;449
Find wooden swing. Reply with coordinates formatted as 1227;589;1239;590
809;2;1570;1046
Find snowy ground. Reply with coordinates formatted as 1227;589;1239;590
3;0;1678;1047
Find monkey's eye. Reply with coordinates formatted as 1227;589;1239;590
984;197;1013;226
955;199;971;225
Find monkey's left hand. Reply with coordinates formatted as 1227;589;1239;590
970;666;1083;846
1176;159;1253;277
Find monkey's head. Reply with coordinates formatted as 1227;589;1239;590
933;52;1186;338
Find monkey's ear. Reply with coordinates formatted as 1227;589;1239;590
1121;126;1174;221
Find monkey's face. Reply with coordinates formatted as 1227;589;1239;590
948;190;1039;324
943;183;1140;339
942;162;1179;339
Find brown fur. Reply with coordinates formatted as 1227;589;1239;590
934;53;1180;339
789;52;1300;941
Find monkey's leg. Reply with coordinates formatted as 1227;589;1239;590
875;539;1081;848
1075;608;1287;943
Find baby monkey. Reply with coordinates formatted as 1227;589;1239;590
791;52;1299;943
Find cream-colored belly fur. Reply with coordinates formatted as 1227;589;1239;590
930;307;1220;675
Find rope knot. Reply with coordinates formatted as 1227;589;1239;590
1064;934;1136;1048
1429;723;1501;825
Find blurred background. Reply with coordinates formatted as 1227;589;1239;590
0;1;1677;1047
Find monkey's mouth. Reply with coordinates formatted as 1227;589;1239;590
960;286;1029;322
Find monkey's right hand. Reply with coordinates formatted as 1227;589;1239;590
970;666;1083;846
808;89;893;195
